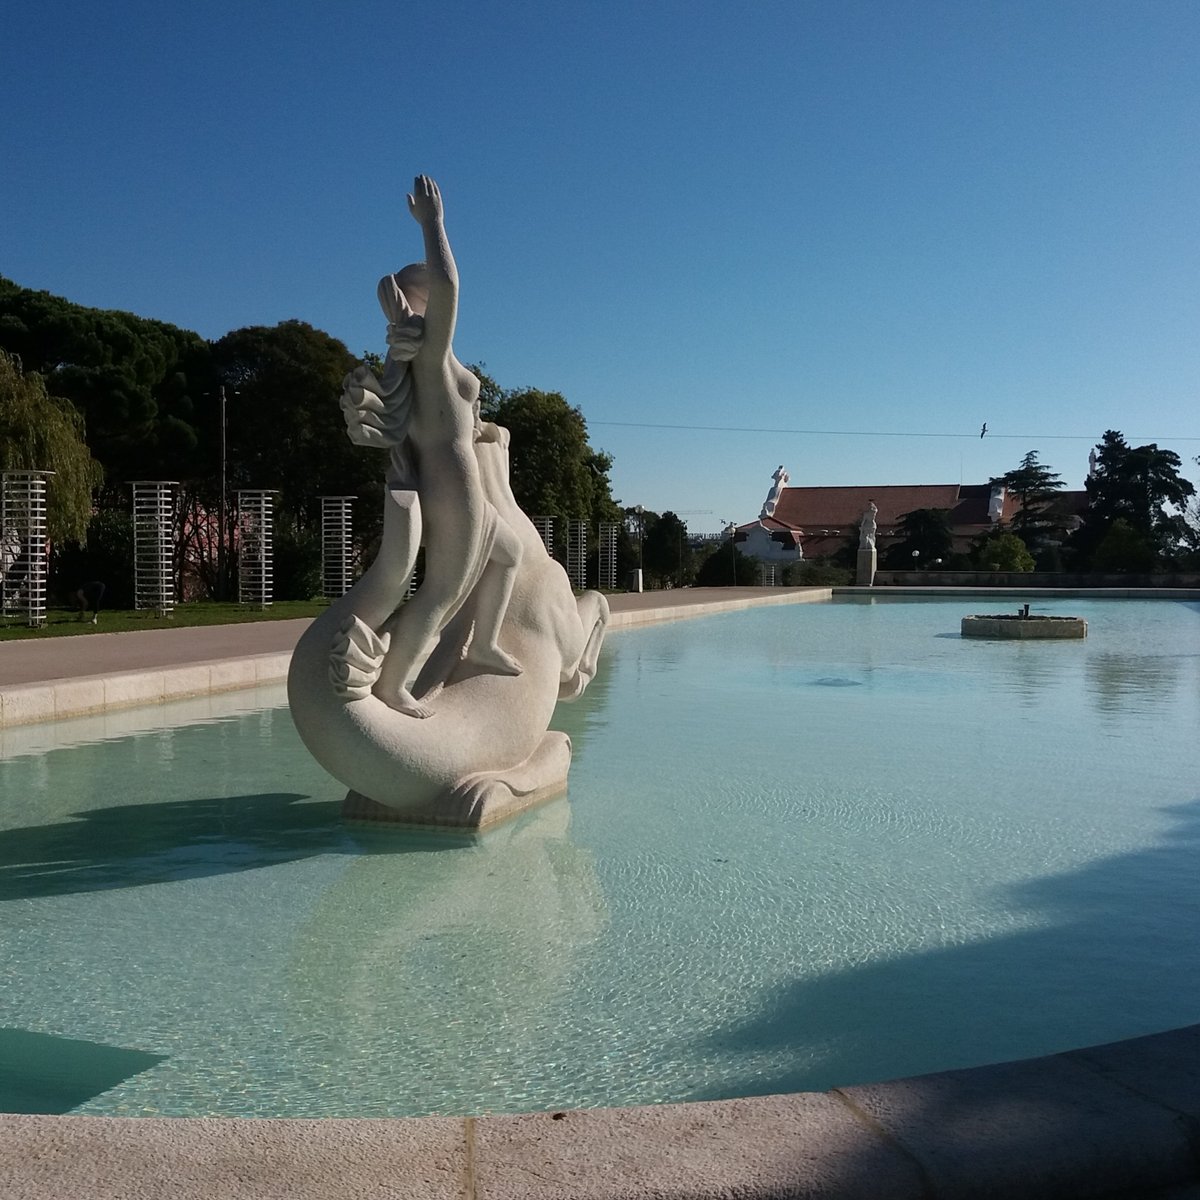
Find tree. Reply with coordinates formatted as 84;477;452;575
0;275;209;487
0;348;103;545
990;451;1064;538
883;508;953;568
641;510;692;587
1183;455;1200;566
209;321;387;596
50;508;134;606
1070;430;1195;569
477;376;620;532
212;321;372;519
973;531;1035;572
695;540;758;586
1091;518;1158;574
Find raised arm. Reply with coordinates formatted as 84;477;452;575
407;175;458;357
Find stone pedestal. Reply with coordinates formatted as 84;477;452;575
856;548;876;587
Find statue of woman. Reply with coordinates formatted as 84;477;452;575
290;175;609;823
353;176;526;717
859;501;878;550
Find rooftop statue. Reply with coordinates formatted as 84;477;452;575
288;176;609;828
759;464;789;525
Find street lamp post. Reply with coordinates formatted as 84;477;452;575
219;384;228;600
722;520;737;586
207;382;239;600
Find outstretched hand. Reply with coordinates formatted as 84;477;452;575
407;175;443;226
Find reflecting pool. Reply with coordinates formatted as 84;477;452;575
1;597;1198;1117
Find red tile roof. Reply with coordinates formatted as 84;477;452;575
770;485;962;530
736;485;1091;557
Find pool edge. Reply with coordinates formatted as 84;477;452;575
0;589;838;729
2;1024;1199;1198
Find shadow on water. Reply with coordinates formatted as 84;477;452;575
0;793;472;902
0;1027;165;1114
692;795;1200;1102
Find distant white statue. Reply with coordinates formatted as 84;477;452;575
988;484;1005;523
859;501;878;550
288;176;609;827
1088;448;1098;478
759;464;789;524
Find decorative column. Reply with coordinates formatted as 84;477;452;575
598;522;618;591
531;516;555;558
2;470;54;627
566;520;587;591
320;496;355;600
237;490;276;609
130;481;176;617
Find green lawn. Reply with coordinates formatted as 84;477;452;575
0;600;328;640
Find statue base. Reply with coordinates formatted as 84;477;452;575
342;780;567;831
340;731;574;831
856;547;877;587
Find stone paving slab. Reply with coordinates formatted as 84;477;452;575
0;1114;467;1200
471;1093;927;1199
1066;1024;1200;1125
839;1047;1199;1199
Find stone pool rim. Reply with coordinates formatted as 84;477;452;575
3;585;1200;1197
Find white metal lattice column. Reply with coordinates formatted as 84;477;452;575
2;470;54;627
567;520;587;591
598;521;618;591
532;516;555;558
130;481;176;617
320;496;355;600
759;562;777;587
237;490;276;609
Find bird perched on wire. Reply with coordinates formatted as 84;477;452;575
980;422;988;439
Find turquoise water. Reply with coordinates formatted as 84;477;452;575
1;597;1198;1117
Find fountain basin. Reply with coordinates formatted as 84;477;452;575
962;614;1087;639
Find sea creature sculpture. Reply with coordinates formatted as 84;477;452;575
288;177;608;828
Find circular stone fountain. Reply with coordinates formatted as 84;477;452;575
962;604;1087;639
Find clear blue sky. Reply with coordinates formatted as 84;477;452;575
3;0;1197;533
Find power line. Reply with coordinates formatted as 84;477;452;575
590;420;1200;443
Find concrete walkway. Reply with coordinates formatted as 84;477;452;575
2;586;1199;1197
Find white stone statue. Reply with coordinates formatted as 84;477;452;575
759;464;789;524
858;501;878;550
288;176;609;828
1088;448;1098;478
987;484;1005;523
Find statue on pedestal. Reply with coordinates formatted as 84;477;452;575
858;501;878;550
288;177;609;828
